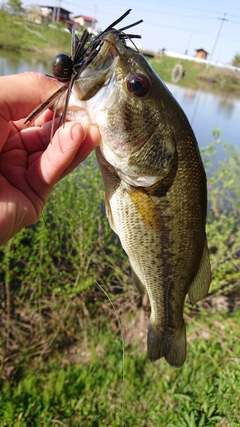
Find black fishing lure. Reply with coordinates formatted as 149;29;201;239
24;9;143;127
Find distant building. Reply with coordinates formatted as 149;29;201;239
39;5;76;26
195;49;208;60
74;14;98;31
159;47;166;55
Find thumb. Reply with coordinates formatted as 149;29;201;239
41;122;88;185
26;122;100;203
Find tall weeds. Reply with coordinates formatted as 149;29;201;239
0;137;240;381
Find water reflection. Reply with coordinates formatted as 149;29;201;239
217;98;234;116
167;83;240;149
0;49;50;76
1;49;239;149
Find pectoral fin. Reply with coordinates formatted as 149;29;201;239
105;197;117;233
128;187;160;231
188;240;211;305
131;268;146;296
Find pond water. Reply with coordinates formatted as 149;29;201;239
1;49;240;151
0;49;50;75
167;83;240;150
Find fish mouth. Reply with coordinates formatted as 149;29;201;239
66;31;154;174
60;33;119;124
67;31;151;151
64;32;121;119
73;32;122;101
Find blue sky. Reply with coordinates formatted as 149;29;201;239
23;0;240;64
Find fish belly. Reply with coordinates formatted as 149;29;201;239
108;180;190;367
96;148;210;367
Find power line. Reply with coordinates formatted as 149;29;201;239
100;0;222;19
143;20;216;36
206;13;228;68
228;19;240;26
131;0;224;15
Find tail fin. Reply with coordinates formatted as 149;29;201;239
147;322;186;368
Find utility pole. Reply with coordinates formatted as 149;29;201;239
91;5;97;31
206;13;228;69
185;34;192;55
56;0;61;23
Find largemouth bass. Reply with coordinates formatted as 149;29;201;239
25;13;211;367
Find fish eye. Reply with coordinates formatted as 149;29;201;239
127;74;150;97
52;54;73;81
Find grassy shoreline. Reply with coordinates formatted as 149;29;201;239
1;140;240;425
0;10;72;57
149;56;240;97
1;10;240;96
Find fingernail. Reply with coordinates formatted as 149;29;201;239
71;122;86;141
41;117;60;132
88;125;101;145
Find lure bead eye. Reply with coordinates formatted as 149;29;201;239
52;53;73;81
127;74;150;97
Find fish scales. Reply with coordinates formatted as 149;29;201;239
96;108;208;367
25;19;211;366
75;31;211;367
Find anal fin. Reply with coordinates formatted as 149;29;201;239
188;240;211;305
131;268;146;296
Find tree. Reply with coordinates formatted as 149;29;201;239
232;52;240;67
7;0;24;15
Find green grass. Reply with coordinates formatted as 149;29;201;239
1;10;240;95
0;10;75;56
0;137;240;425
149;56;206;88
1;312;240;426
149;56;240;96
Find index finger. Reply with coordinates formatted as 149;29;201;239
0;72;61;122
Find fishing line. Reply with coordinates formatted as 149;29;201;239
24;9;143;129
93;280;125;427
41;212;126;426
24;11;146;423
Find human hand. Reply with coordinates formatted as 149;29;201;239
0;72;100;245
